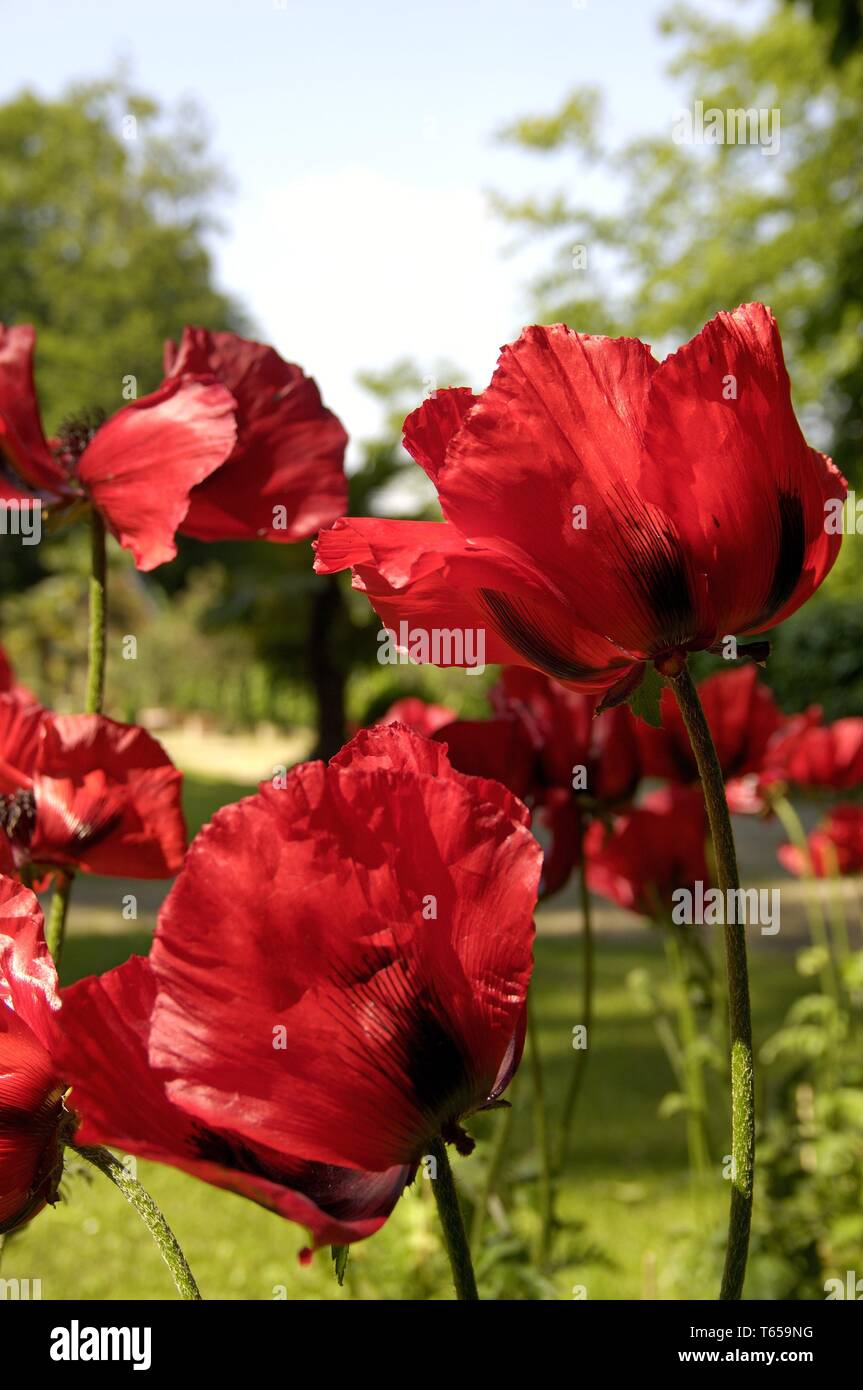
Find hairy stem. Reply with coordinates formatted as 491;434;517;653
669;662;753;1302
86;508;107;715
73;1144;200;1299
45;869;75;969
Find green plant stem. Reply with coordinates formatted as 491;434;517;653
556;859;594;1173
86;508;107;715
428;1136;479;1300
45;869;75;968
669;662;753;1302
47;510;108;971
72;1144;201;1300
823;844;852;970
470;1075;518;1253
527;1005;553;1264
665;928;709;1191
773;794;842;1003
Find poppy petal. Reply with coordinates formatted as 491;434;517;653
167;329;348;543
0;325;67;492
77;377;237;570
60;957;410;1249
147;735;539;1171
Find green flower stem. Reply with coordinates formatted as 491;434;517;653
773;794;842;1003
47;510;108;971
556;858;594;1173
470;1075;517;1253
822;843;853;971
527;1004;554;1263
669;662;753;1302
72;1144;201;1300
665;926;710;1191
45;869;75;969
428;1136;479;1300
86;508;107;716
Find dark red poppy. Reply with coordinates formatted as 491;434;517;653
637;665;783;786
0;878;66;1233
315;306;845;698
584;786;710;919
163;328;348;544
0;694;187;879
491;666;641;809
778;805;863;878
57;725;540;1251
765;716;863;793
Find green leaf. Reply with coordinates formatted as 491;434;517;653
627;664;665;727
331;1244;349;1286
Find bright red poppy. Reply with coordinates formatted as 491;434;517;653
584;786;710;919
0;324;348;571
57;725;541;1251
164;328;348;544
0;878;66;1233
0;694;187;879
0;322;238;570
778;804;863;878
315;306;845;699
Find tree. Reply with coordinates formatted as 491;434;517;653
0;73;247;428
494;2;863;489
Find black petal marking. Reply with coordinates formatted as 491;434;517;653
603;487;697;652
189;1126;406;1220
478;588;607;681
749;490;806;628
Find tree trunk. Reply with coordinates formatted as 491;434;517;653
307;573;348;761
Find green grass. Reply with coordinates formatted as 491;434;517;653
4;929;803;1301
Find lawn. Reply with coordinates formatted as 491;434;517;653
0;767;828;1299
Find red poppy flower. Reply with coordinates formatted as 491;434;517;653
765;716;863;793
58;725;540;1251
778;805;863;878
584;787;710;919
0;878;66;1233
491;667;641;808
637;665;783;786
0;694;187;879
163;328;348;544
0;322;238;571
315;306;845;698
377;696;457;737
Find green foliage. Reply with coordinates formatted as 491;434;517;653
765;592;863;719
0;72;247;431
749;951;863;1298
495;2;863;488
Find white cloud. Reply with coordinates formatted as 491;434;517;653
217;166;530;455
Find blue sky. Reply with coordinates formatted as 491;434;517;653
1;0;749;444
